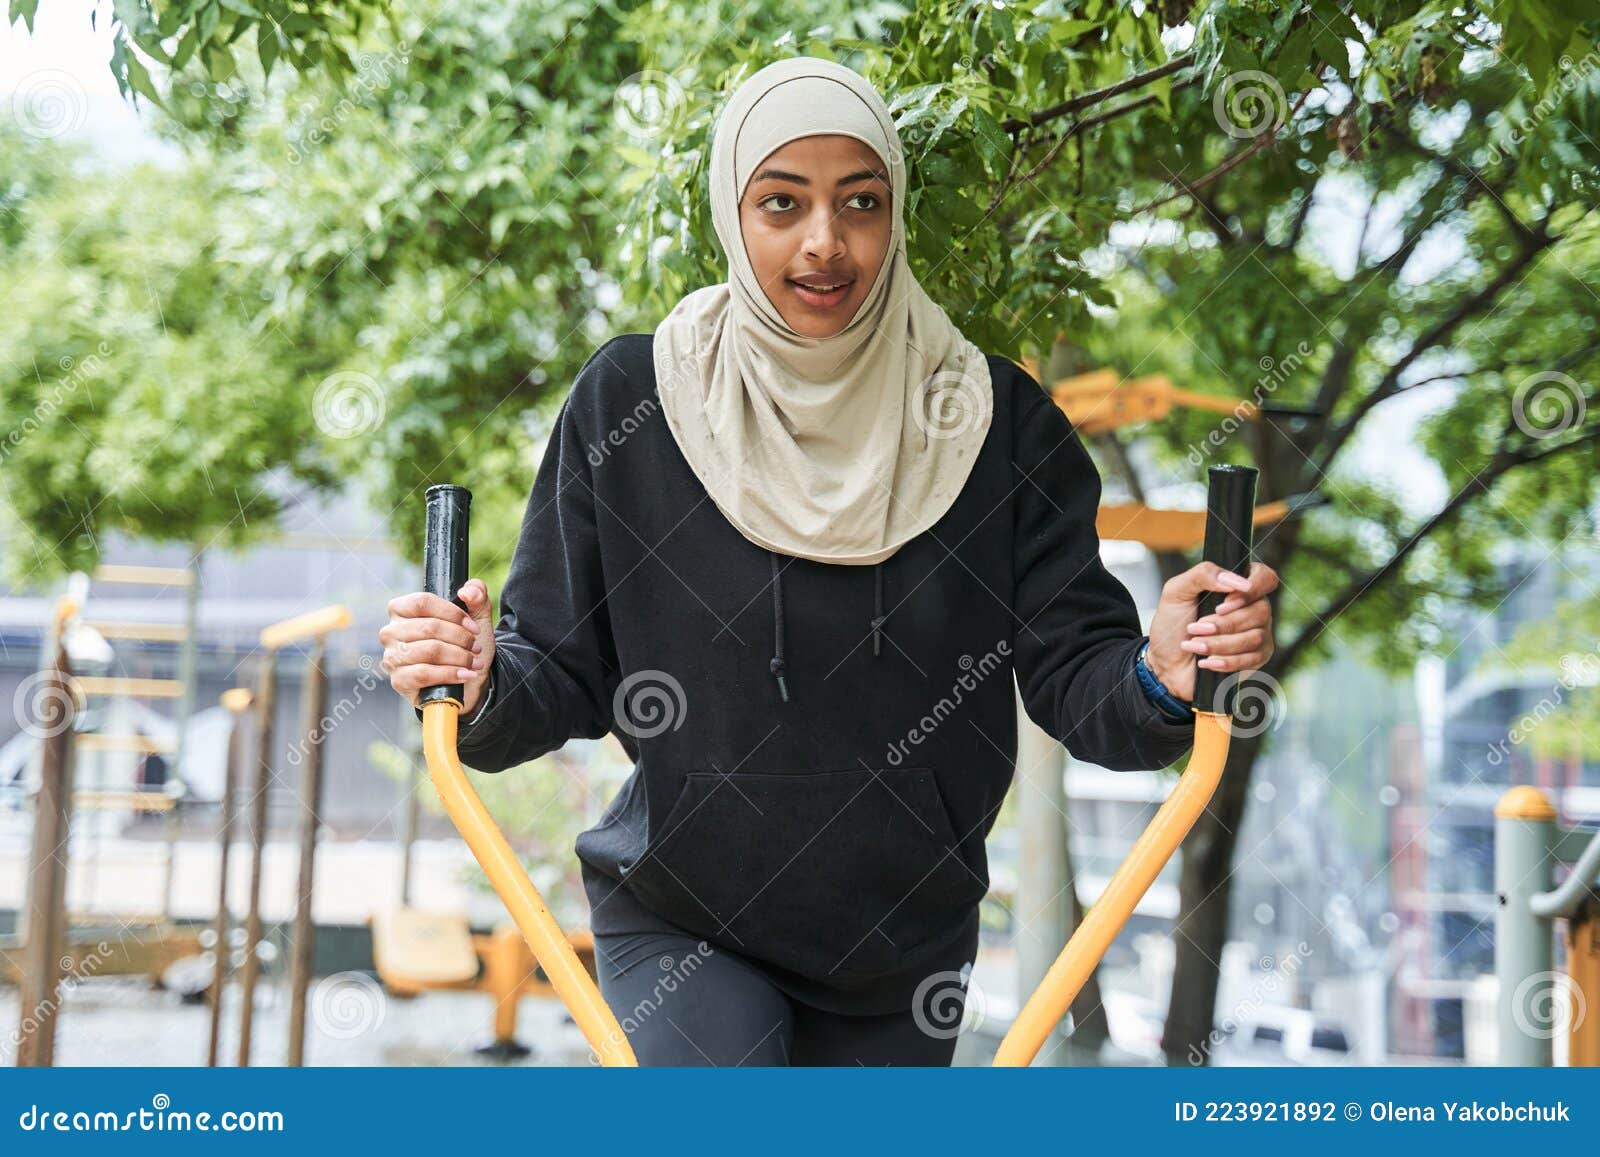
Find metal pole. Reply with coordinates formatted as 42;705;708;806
236;653;276;1066
399;690;420;907
16;635;76;1067
1495;786;1556;1065
400;759;421;908
286;639;329;1067
207;688;250;1066
1014;687;1070;1066
162;553;201;920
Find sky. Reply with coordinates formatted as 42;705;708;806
0;0;177;165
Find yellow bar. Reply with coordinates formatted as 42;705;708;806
260;604;352;650
1568;908;1599;1067
83;621;188;643
1165;386;1261;419
421;701;637;1067
77;734;177;755
993;711;1233;1066
220;687;254;712
73;676;184;698
92;564;194;587
71;790;176;812
1095;501;1290;553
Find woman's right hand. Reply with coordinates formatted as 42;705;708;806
381;578;496;716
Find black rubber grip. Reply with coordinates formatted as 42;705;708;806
1193;464;1258;714
420;484;472;706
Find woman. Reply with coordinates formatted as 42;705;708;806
381;56;1277;1066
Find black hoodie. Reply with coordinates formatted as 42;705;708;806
439;333;1196;1015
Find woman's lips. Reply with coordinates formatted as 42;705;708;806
787;278;855;308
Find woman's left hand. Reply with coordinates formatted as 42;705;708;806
1144;561;1279;705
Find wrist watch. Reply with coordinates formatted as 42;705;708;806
1135;638;1192;723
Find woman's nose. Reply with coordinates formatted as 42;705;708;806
800;207;846;260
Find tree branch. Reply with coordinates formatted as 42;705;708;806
1125;67;1326;218
1371;335;1600;402
987;84;1196;215
1273;422;1600;676
1311;226;1557;476
1001;53;1195;135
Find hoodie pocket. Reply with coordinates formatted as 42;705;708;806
618;765;986;984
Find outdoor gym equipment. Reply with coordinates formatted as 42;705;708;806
1493;787;1600;1066
415;465;1257;1066
8;589;205;1067
369;908;601;1059
232;604;351;1068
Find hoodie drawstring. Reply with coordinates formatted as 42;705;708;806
769;553;789;703
768;553;887;703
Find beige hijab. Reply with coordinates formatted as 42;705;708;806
652;56;993;566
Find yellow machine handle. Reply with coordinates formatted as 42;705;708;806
993;463;1259;1067
416;483;636;1066
421;702;636;1066
992;712;1230;1065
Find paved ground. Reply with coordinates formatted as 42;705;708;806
1;975;596;1068
1;973;1018;1067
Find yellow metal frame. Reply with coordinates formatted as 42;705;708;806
420;694;1237;1067
259;605;353;650
421;700;637;1066
993;710;1231;1064
1097;500;1292;553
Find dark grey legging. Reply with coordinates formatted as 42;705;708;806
593;927;970;1066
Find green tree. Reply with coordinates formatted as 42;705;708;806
1496;598;1600;763
0;129;340;584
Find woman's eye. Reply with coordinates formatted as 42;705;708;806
760;194;796;213
848;192;881;211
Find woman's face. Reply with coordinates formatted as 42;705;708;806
738;134;893;338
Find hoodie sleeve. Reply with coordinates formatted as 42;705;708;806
422;358;620;774
1009;366;1195;772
